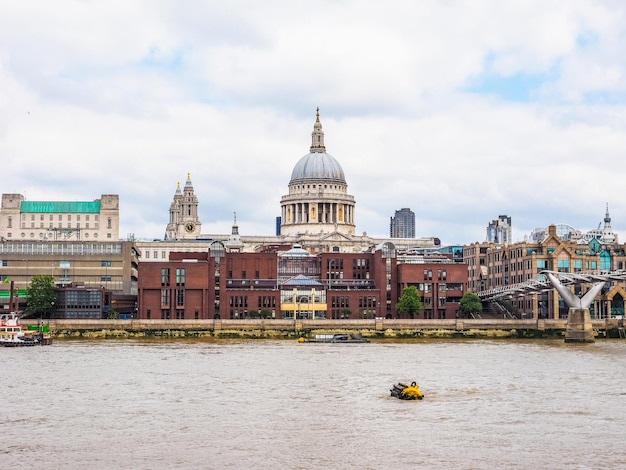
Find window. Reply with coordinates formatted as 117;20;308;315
176;289;185;306
574;260;582;272
176;268;186;286
161;289;170;306
600;251;611;272
161;268;170;286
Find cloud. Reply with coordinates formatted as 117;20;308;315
1;1;626;247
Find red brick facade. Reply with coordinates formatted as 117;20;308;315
137;248;467;320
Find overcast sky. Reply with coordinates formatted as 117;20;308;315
1;1;625;246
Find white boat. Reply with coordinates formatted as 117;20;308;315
307;333;370;343
0;313;40;347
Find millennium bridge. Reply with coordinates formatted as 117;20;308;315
476;270;626;303
475;270;626;341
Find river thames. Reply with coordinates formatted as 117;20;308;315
3;339;626;469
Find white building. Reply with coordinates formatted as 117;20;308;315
0;193;120;242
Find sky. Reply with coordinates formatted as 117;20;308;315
2;0;626;246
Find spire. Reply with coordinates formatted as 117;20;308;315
175;182;182;195
310;107;326;153
185;172;192;186
601;202;617;244
231;211;239;236
225;210;243;252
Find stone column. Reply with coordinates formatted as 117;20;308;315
565;308;595;343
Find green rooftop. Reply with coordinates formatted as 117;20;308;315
20;201;101;213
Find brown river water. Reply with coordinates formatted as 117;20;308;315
3;339;626;469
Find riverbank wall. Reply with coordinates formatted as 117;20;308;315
22;318;625;340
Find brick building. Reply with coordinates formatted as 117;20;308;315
137;242;468;320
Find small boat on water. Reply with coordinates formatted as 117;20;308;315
0;313;51;347
390;381;424;400
301;333;370;343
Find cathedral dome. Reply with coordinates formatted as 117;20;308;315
289;108;346;185
280;109;356;237
289;151;346;184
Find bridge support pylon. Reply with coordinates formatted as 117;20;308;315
543;272;602;344
564;308;595;343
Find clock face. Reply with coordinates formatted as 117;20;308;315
185;222;195;233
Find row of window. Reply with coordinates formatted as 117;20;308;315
423;270;447;281
23;222;100;230
145;309;200;320
22;214;100;222
0;243;122;255
10;232;113;240
160;268;186;286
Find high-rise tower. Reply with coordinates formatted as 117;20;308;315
486;215;512;243
390;208;415;238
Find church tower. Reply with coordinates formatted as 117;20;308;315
600;203;617;244
280;109;356;237
164;173;202;240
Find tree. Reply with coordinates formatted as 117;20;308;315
25;275;57;318
459;292;483;318
396;285;424;318
106;308;120;319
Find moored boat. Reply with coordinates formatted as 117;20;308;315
304;333;370;343
0;313;49;347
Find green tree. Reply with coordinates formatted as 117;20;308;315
459;292;483;318
25;275;57;319
106;308;119;319
396;285;424;318
341;308;352;319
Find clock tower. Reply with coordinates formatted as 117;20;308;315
164;173;202;240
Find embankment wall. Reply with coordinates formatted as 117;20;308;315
22;318;625;340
